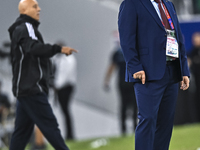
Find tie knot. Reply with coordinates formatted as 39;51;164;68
154;0;161;3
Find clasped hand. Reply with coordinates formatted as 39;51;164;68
180;76;189;90
133;71;146;84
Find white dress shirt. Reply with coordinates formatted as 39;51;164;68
53;54;77;89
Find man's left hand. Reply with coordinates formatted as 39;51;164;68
180;76;190;90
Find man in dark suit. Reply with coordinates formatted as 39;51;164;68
118;0;190;149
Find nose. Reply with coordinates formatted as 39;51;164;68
38;6;41;11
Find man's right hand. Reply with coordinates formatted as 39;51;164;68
61;47;78;55
133;70;146;84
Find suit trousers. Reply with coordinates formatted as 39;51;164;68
9;92;69;150
134;63;179;150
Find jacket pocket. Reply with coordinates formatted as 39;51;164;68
139;48;149;55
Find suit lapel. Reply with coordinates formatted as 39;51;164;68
140;0;165;30
162;0;178;32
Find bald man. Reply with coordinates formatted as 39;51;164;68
8;0;76;149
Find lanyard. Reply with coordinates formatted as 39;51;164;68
160;2;175;30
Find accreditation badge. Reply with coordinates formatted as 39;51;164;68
166;36;179;58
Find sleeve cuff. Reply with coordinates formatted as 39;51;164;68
53;44;62;53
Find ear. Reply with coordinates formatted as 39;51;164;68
20;8;27;14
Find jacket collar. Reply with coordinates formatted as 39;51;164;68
8;14;40;39
140;0;175;31
19;14;40;28
162;0;178;32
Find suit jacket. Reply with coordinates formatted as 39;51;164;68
118;0;190;82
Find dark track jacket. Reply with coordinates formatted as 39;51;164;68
8;14;61;97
